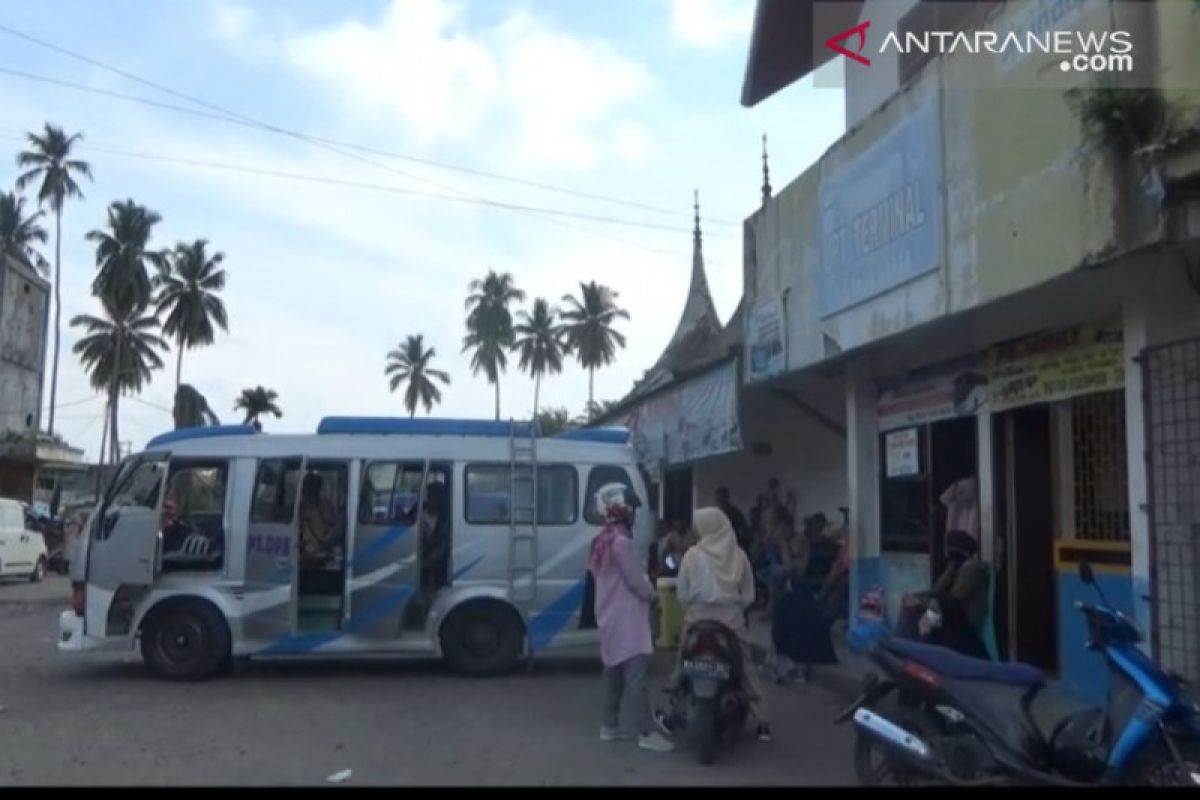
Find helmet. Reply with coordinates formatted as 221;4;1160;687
593;482;641;524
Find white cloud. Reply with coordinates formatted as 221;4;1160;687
211;2;256;41
247;0;652;169
668;0;754;47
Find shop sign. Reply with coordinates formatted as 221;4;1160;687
818;95;942;318
988;319;1124;411
876;355;989;432
746;298;787;383
885;428;921;478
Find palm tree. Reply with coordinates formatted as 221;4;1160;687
560;281;630;412
0;191;49;273
16;124;93;436
174;384;220;430
87;199;167;312
234;386;282;431
386;334;451;417
155;240;229;391
71;299;168;461
512;298;565;420
535;406;575;437
584;399;620;421
463;270;525;420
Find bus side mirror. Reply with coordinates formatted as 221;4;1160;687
1079;561;1095;585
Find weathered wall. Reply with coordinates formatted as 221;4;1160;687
0;258;48;435
745;0;1192;376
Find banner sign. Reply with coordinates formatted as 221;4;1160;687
876;355;989;433
625;359;742;473
988;319;1124;411
885;428;920;478
746;298;787;383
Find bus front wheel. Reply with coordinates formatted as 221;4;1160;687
140;599;231;682
440;601;524;677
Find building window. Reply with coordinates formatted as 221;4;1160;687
1069;392;1130;542
464;464;578;526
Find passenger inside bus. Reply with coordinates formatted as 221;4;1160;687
158;463;227;572
298;471;343;596
420;480;451;592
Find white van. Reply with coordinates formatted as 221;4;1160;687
0;497;49;581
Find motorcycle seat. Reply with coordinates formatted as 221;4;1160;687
882;637;1046;688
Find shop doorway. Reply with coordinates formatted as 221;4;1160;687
994;405;1057;671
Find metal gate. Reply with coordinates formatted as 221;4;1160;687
1144;336;1200;681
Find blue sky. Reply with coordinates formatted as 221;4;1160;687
0;0;845;459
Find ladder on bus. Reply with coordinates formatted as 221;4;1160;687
508;420;539;607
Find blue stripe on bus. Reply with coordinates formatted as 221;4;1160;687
351;525;411;571
527;578;587;653
452;555;485;581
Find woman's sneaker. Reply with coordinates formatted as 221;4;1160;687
652;709;676;736
599;726;629;742
638;731;676;753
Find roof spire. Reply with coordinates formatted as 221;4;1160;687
761;133;772;205
693;189;702;251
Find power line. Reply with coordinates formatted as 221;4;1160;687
0;66;705;256
0;22;740;227
0;130;712;235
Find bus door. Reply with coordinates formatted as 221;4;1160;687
86;453;170;638
351;460;427;639
243;457;304;641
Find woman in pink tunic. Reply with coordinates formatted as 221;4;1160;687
587;483;674;753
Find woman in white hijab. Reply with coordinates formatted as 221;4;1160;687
657;507;772;742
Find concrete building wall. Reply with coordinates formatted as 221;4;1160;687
0;257;49;435
844;0;920;130
694;382;849;521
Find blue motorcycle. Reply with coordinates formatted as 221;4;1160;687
837;561;1200;786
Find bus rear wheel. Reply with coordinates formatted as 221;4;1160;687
140;600;231;682
441;602;524;677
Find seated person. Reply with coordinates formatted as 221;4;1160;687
160;497;221;569
897;530;989;659
419;482;451;592
299;473;340;571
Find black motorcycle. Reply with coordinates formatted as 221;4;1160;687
663;619;750;765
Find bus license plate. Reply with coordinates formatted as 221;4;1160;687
683;660;730;680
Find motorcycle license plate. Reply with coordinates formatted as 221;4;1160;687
683;660;731;680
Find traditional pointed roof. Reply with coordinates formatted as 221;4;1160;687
600;193;738;414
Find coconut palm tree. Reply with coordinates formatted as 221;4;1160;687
173;384;220;430
87;199;167;313
560;281;630;413
386;334;451;417
71;299;168;461
512;298;565;420
462;270;525;420
234;386;282;431
0;191;49;273
16;124;93;435
155;239;229;391
584;399;620;421
535;406;574;437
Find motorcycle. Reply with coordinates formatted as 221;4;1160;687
659;556;750;765
836;560;1200;786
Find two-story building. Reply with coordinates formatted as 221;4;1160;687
740;0;1200;701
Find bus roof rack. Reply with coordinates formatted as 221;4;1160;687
145;425;258;449
555;427;630;445
317;417;537;438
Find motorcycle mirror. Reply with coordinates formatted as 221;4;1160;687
1079;561;1095;585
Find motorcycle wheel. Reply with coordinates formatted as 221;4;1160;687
1128;739;1200;786
692;698;718;766
852;711;937;786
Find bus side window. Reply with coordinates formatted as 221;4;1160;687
161;461;229;573
583;465;638;525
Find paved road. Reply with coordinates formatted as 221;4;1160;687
0;582;856;786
